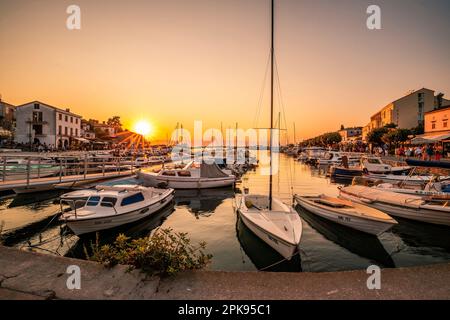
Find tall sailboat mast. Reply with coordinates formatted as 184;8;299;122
269;0;274;210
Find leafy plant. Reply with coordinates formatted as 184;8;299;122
85;228;212;276
0;221;4;245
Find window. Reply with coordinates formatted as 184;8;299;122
432;122;436;129
34;103;40;109
58;125;62;135
65;127;68;135
87;196;101;206
65;115;68;122
70;117;73;123
32;111;43;122
33;125;43;135
59;114;62;121
75;118;78;124
75;128;78;136
120;193;145;206
70;128;73;136
444;121;448;128
101;197;117;207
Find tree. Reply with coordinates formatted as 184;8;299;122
412;123;424;135
340;124;345;130
323;132;342;145
107;116;123;132
382;128;411;146
384;123;397;129
367;127;389;146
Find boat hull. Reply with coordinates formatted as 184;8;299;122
330;167;363;179
65;193;174;235
139;172;235;189
294;196;395;236
238;211;298;260
339;189;450;226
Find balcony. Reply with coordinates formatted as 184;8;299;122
26;120;48;125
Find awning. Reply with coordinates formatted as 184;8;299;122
411;132;450;145
74;137;91;143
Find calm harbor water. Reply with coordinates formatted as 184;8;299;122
1;154;450;272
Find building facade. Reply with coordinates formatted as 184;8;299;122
424;106;450;134
0;99;16;138
362;88;449;141
339;127;362;142
81;120;96;139
15;101;82;148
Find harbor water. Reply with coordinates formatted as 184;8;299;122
1;154;450;272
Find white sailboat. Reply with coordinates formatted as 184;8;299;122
237;0;302;260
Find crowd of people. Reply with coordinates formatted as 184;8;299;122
337;142;445;161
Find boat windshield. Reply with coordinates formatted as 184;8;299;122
121;192;145;206
366;158;382;164
101;197;117;207
86;196;101;206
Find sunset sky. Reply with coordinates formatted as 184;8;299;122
1;0;449;143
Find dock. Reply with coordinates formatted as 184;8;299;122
0;246;449;300
0;171;135;191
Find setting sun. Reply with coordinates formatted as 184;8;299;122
133;120;154;138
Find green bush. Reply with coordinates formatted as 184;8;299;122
85;228;212;276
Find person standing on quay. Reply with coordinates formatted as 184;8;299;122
426;144;434;161
435;144;442;161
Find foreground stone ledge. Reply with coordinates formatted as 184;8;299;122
0;246;449;300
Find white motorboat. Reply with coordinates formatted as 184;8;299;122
339;185;450;226
138;161;235;189
237;194;302;259
60;185;174;235
361;156;411;175
293;194;397;235
236;0;302;260
317;151;360;166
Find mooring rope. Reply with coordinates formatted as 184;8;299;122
258;250;300;271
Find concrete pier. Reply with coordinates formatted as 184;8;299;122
0;246;449;300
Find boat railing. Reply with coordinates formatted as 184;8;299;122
60;199;118;219
0;153;156;186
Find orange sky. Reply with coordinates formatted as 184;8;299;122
1;0;449;143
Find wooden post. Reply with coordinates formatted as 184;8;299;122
84;154;87;179
59;159;62;183
2;156;6;182
26;158;31;187
37;157;41;179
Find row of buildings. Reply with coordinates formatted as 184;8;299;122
337;88;450;144
0;99;119;149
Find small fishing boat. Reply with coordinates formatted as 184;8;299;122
339;185;450;226
293;194;397;235
138;161;235;189
237;194;302;260
60;185;174;235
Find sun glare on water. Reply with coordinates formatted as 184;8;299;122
133;120;154;138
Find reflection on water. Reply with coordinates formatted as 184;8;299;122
2;154;450;272
296;206;395;268
236;216;302;272
69;201;176;258
174;188;235;218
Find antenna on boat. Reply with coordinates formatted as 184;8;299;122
269;0;274;210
